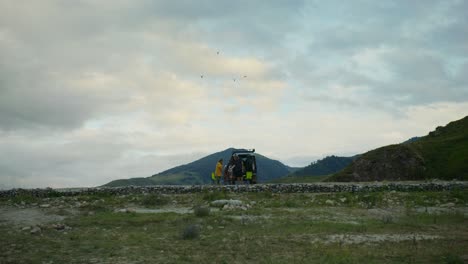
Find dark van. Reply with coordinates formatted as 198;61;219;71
231;149;257;184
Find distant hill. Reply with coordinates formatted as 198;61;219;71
402;136;421;144
267;155;357;183
288;155;357;177
103;148;294;187
327;116;468;182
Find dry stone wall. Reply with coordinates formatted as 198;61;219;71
0;182;466;198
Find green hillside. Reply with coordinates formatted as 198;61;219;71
328;116;468;182
103;178;156;188
103;148;293;186
289;155;356;177
269;155;356;183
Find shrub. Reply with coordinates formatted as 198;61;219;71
181;224;200;240
202;190;229;201
140;194;170;207
381;214;394;224
194;206;210;217
260;191;274;199
81;204;109;213
11;194;40;204
442;254;464;264
360;193;383;208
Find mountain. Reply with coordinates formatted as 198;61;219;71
103;148;294;187
268;155;357;183
402;136;421;144
288;155;357;177
327;116;468;182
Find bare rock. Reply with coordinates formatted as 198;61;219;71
114;208;136;213
30;226;41;234
440;202;455;208
52;223;66;230
211;199;243;207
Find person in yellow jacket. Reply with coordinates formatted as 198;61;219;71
213;159;223;185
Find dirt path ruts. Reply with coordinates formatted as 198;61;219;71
0;207;65;227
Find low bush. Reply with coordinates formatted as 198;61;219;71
194;205;210;217
202;190;229;201
181;224;200;240
140;194;170;207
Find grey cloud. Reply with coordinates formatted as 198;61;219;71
1;0;467;189
0;130;208;188
351;48;468;108
0;85;91;130
0;63;128;130
177;1;306;54
292;0;468;111
308;0;466;54
0;0;301;131
304;94;361;108
428;20;468;55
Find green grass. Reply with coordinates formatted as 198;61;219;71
412;128;468;180
202;189;231;201
139;193;171;207
1;190;467;263
150;172;205;185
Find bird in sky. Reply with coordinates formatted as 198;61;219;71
200;50;250;82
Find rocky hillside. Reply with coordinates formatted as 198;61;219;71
328;116;468;182
104;148;294;186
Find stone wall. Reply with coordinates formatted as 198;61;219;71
0;182;466;198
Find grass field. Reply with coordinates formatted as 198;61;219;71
1;188;467;263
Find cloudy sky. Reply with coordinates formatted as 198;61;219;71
1;0;467;188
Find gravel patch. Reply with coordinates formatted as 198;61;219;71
0;207;65;227
414;206;468;216
311;233;441;245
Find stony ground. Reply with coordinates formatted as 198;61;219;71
0;187;467;263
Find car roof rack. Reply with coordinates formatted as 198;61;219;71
231;148;255;155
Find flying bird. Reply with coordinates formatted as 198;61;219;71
217;51;220;55
243;75;247;78
201;75;204;78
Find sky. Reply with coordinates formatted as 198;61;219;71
1;0;467;188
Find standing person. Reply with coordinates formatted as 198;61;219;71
223;163;232;185
214;159;223;185
227;156;236;184
223;164;228;184
233;155;243;184
244;157;253;184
